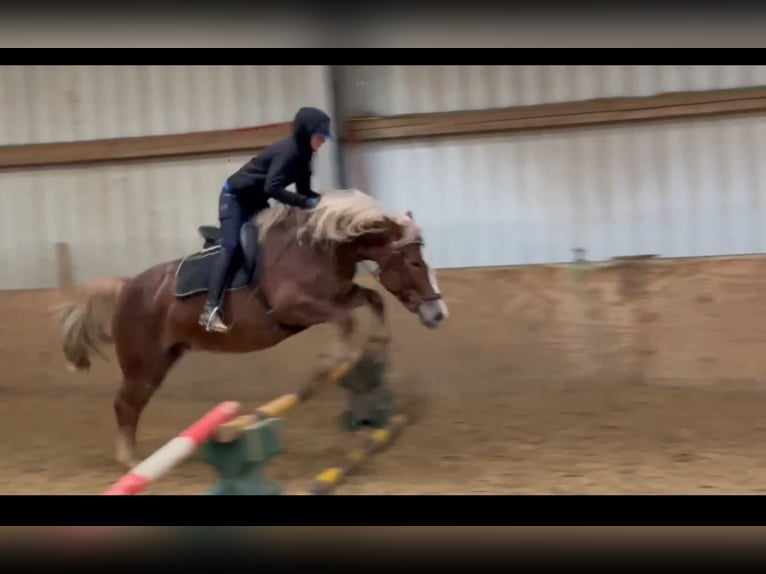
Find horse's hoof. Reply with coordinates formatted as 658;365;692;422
115;436;140;469
367;335;391;352
115;455;140;470
368;332;391;343
317;352;336;372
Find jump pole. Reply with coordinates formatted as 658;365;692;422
292;412;409;495
202;340;395;495
102;401;242;495
101;338;392;496
211;341;386;443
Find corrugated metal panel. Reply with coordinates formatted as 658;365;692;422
0;146;340;289
340;66;766;116
356;112;766;269
0;65;331;144
0;65;337;289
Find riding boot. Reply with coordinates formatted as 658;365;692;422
199;251;234;333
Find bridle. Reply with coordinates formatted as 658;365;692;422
362;237;443;307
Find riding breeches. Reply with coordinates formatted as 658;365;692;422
218;190;246;259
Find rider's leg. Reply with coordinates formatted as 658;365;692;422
199;191;244;333
243;201;268;279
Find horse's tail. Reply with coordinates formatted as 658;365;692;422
51;276;129;372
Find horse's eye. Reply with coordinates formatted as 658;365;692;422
410;260;423;268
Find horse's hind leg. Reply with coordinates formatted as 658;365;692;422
113;343;186;468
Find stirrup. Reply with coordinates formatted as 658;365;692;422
202;306;230;333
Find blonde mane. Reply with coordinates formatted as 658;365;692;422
254;189;420;248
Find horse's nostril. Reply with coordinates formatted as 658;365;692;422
434;311;444;322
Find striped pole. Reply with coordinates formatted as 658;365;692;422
293;413;408;495
213;346;377;443
102;401;241;495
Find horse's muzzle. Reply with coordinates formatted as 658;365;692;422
417;298;448;329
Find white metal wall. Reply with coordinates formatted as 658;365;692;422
0;65;331;143
0;65;337;289
357;114;766;268
342;65;766;116
342;66;766;268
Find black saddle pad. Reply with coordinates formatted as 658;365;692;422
174;246;256;299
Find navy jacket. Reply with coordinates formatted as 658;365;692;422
225;107;331;214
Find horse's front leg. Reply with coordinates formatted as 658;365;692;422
272;292;358;366
342;284;391;344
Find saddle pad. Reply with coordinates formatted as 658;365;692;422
174;246;256;299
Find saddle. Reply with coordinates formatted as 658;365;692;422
173;221;261;300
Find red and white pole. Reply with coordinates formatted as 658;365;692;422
102;401;241;495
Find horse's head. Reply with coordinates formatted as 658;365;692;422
267;189;449;329
364;210;449;329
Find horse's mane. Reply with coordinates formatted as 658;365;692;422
254;189;420;247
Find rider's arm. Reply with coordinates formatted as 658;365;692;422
264;152;312;208
294;160;315;197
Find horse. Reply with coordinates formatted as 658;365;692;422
54;189;449;468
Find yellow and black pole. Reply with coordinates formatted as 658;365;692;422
293;413;408;495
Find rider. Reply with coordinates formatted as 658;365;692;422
199;106;333;333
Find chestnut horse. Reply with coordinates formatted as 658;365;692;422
55;190;449;467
